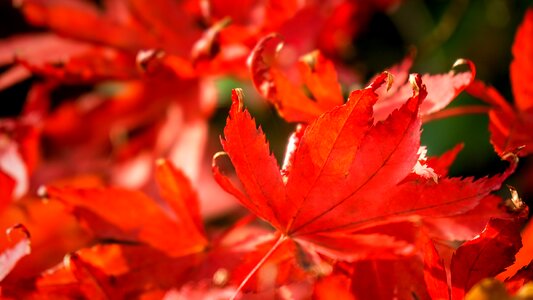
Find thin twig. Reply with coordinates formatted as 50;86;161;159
422;105;489;123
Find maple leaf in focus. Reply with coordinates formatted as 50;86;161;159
248;35;475;124
214;74;516;296
467;8;533;157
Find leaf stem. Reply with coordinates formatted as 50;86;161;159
230;234;288;300
422;105;490;123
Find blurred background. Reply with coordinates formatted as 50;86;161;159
1;0;532;207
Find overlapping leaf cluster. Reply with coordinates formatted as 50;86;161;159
0;1;532;299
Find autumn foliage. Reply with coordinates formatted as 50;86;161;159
0;1;532;299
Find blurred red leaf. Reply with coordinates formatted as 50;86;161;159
373;58;475;122
0;225;31;282
249;36;474;123
510;9;533;112
0;171;15;213
45;162;208;257
467;9;533;157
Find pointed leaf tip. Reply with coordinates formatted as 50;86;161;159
301;50;319;72
506;185;526;211
212;151;229;169
386;71;394;92
501;146;521;166
231;88;244;112
6;224;30;240
136;49;165;73
368;71;393;91
409;73;420;95
409;73;427;101
452;58;476;82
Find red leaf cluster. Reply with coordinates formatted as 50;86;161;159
0;1;532;299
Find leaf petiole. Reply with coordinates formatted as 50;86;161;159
231;234;288;300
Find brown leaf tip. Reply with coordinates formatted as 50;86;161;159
231;88;245;112
136;49;166;73
409;74;420;95
213;151;235;176
506;185;526;212
452;58;468;69
368;71;393;91
385;71;394;92
191;17;231;64
63;253;80;269
452;58;476;82
301;50;319;72
212;151;228;165
501;146;523;164
7;224;31;240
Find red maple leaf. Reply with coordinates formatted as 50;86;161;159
41;160;208;257
450;214;528;298
248;35;474;124
214;75;515;296
0;0;403;86
500;217;533;272
0;160;277;298
420;189;529;299
467;9;533;157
